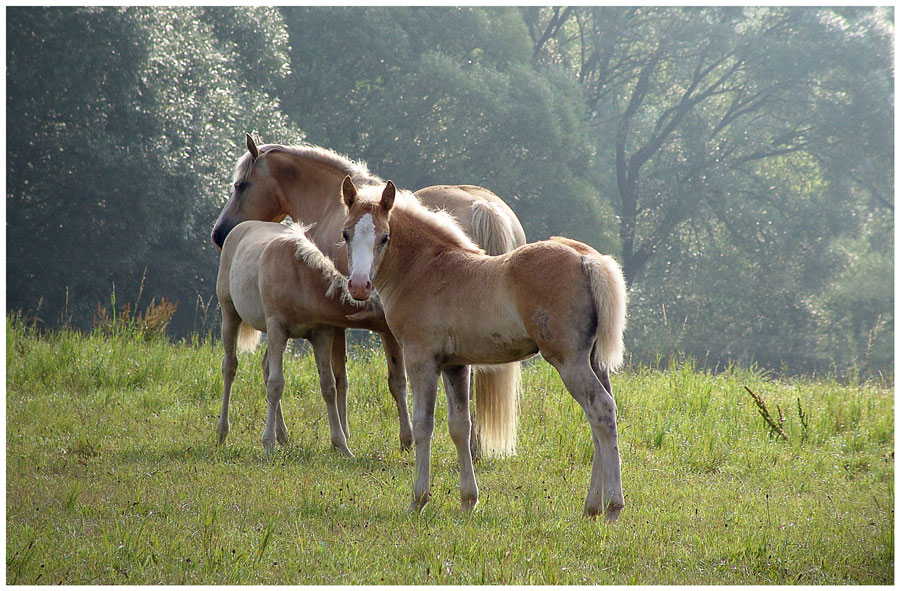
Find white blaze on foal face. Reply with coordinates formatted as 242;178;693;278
345;212;389;301
341;176;396;301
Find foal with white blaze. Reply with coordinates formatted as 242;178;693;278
341;177;628;521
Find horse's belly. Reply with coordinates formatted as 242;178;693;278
445;334;538;366
441;316;537;365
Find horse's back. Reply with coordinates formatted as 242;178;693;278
415;185;526;250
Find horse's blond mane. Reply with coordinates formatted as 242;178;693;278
286;222;376;310
232;142;383;187
355;186;483;254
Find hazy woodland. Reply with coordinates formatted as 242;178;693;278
6;6;893;376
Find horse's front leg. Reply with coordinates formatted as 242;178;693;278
407;354;441;513
442;365;478;511
310;330;353;457
380;332;413;451
330;327;350;441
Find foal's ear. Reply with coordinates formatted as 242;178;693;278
381;181;396;211
342;175;358;208
246;133;259;160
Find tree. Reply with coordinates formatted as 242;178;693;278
527;6;893;372
278;7;618;251
7;7;299;332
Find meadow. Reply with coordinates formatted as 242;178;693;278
6;315;894;584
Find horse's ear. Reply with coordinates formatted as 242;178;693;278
246;133;259;160
381;181;396;211
342;176;358;208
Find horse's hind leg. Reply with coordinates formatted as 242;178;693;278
552;357;624;522
310;330;353;457
261;347;289;446
381;332;413;451
442;365;478;511
590;343;613;397
261;322;288;455
217;309;240;445
331;328;350;442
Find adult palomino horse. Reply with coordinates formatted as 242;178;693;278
211;135;526;457
341;178;627;521
216;220;412;456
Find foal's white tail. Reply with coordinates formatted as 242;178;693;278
471;200;522;458
583;254;627;371
236;322;262;353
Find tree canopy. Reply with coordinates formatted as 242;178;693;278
6;6;893;376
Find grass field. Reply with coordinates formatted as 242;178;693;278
6;316;894;584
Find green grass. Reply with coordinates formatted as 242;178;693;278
6;316;894;584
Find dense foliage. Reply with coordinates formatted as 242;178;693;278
6;7;893;376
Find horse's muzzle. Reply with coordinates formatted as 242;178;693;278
211;219;238;251
347;277;373;301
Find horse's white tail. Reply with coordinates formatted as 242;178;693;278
583;254;627;371
236;322;262;353
470;200;522;458
470;200;519;257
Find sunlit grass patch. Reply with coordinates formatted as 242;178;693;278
6;316;893;584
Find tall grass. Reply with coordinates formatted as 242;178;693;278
6;315;893;584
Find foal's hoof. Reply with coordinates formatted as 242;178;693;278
584;500;624;523
604;503;623;523
216;421;230;445
333;443;354;458
460;495;478;513
409;493;430;514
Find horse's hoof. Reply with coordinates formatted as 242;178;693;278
216;422;230;445
461;495;478;513
604;506;622;523
409;493;430;514
333;444;354;458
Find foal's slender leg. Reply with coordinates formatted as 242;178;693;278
310;330;353;457
331;328;350;441
381;333;413;451
407;355;441;513
552;357;624;522
261;323;288;455
442;365;478;511
261;348;288;446
217;311;240;445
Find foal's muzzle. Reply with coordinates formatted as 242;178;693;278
347;277;373;301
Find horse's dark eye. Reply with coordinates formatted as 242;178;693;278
381;235;390;245
342;230;351;241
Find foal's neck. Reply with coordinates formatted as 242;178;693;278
377;204;479;298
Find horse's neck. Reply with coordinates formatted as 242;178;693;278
377;206;474;299
278;156;354;260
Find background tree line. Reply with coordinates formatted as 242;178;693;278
7;6;893;376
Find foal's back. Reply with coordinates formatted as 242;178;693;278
218;221;385;337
